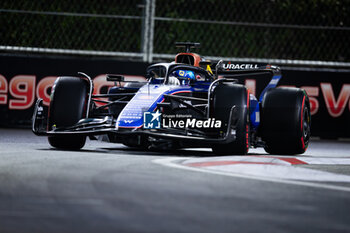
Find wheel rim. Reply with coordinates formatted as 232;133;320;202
302;107;310;140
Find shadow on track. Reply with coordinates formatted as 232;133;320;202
38;146;270;158
38;147;213;157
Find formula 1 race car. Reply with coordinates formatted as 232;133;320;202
32;42;311;155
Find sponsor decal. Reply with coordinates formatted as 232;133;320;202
222;64;259;70
124;120;134;124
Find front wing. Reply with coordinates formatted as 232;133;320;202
32;98;238;144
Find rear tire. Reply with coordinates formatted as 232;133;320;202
261;87;311;155
211;83;249;155
48;77;88;150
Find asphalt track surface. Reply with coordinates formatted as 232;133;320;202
1;128;350;233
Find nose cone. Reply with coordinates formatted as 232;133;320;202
116;85;168;129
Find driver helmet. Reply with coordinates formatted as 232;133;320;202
171;70;195;85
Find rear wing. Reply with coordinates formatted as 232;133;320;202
213;60;279;74
213;61;282;102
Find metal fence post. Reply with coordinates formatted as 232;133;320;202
141;0;150;62
147;0;156;63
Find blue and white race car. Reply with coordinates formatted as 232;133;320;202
33;42;311;155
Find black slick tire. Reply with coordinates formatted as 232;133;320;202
211;83;250;155
48;77;88;150
261;87;311;155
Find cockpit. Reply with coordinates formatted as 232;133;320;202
145;65;166;85
146;64;213;86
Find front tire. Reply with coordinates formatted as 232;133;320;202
48;77;88;150
211;83;250;155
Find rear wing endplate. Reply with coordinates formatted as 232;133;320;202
214;60;282;102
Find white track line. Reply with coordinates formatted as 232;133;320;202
153;157;350;193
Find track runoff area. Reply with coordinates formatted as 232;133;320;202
155;139;350;192
155;145;350;192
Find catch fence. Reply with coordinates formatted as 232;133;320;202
1;0;349;67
